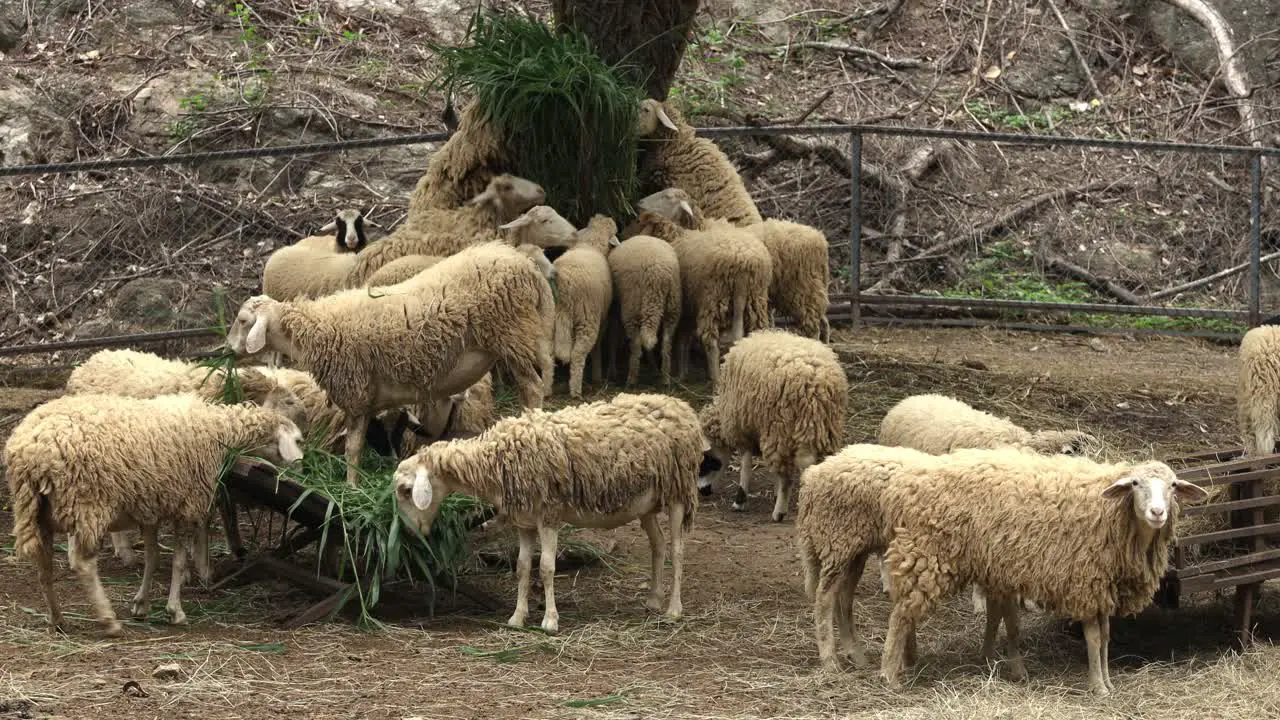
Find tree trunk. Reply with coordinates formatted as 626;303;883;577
552;0;701;101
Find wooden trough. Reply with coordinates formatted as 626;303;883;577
1159;447;1280;644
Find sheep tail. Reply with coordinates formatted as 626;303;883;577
10;478;48;562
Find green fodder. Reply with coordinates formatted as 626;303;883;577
428;11;645;225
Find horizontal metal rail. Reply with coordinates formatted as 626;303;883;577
837;293;1250;320
0;328;220;357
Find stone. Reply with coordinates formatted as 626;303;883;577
152;663;183;681
111;278;186;326
1137;0;1279;83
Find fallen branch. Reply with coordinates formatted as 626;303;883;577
1147;249;1280;302
867;178;1135;293
768;41;927;70
1041;253;1142;305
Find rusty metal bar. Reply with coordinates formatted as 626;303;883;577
0;327;220;357
849;131;863;328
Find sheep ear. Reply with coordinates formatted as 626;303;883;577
656;104;677;131
319;221;336;233
609;235;620;248
499;213;534;231
1173;478;1210;505
678;200;695;223
465;188;495;207
245;314;269;355
411;466;433;510
1101;477;1136;499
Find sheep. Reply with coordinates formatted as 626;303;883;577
622;193;772;387
364;254;443;287
4;393;304;635
1238;325;1280;457
877;448;1209;695
636;99;762;226
319;208;381;253
751;220;832;342
699;329;847;522
398;372;497;456
393;392;710;633
876;392;1100;607
550;215;617;398
408;99;506;214
346;174;560;285
607;233;681;386
227;240;555;487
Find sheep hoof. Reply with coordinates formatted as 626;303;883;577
730;501;746;512
663;606;682;621
102;621;124;637
130;600;149;619
506;613;527;629
1089;683;1110;697
540;616;559;635
1007;662;1028;682
771;511;786;523
168;607;187;626
644;596;664;613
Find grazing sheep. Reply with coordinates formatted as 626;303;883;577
699;330;847;522
1238;325;1280;456
227;241;555;487
393;392;709;633
407;99;506;215
347;175;560;285
5;393;304;635
878;449;1209;695
876;392;1099;607
607;233;681;386
751;219;832;342
622;194;772;387
636;99;762;225
551;215;617;398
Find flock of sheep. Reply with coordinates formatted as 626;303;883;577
7;95;1277;701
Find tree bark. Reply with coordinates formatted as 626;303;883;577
552;0;701;101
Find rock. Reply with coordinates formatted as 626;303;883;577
1001;10;1087;100
121;0;181;27
152;663;182;681
0;86;73;167
111;278;186;328
1137;0;1280;83
1078;242;1160;280
1088;337;1110;353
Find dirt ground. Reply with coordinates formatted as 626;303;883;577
2;327;1278;720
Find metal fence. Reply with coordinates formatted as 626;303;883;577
0;122;1275;358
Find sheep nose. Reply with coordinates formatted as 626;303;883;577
1149;507;1167;521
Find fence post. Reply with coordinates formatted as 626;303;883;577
850;131;863;328
1250;152;1263;327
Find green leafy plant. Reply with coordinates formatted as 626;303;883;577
427;11;645;225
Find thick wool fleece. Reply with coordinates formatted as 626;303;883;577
552;217;615;395
700;329;847;477
409;100;507;215
365;254;444;287
878;393;1091;456
417;393;703;531
750;219;831;341
1238;325;1280;456
5;394;291;559
607;234;681;383
66;349;229;400
262;236;360;301
639;103;762;226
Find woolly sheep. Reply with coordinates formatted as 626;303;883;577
407;99;506;214
393;392;710;633
636;99;762;225
227;241;555;487
622;194;772;387
750;219;832;342
319;208;381;253
876;393;1099;607
878;448;1209;695
551;215;617;398
364;254;443;287
399;372;497;456
1238;325;1280;456
4;393;304;635
699;329;847;522
607;233;681;386
347;175;561;285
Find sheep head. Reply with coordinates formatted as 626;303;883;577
320;209;373;252
465;173;546;221
394;450;454;536
575;214;619;253
696;403;729;496
227;295;290;358
637;188;702;229
513;243;559;283
1100;461;1210;530
262;385;309;434
1028;429;1100;458
498;205;576;248
637;98;680;137
247;414;306;467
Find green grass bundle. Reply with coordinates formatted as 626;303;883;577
429;11;645;225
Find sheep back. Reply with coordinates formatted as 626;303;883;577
262;239;359;301
640;104;762;226
878;393;1034;454
1238;325;1280;456
753;219;831;340
66;349;225;400
670;221;773;343
608;234;681;351
552;245;614;363
366;254;444;287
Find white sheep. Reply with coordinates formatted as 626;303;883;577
551;215;617;398
1238;325;1280;456
699;329;848;522
607;233;681;387
393;392;710;633
227;241;555;487
878;448;1209;695
4;392;303;635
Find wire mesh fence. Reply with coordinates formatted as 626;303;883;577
0;122;1274;360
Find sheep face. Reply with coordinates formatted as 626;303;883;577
466;173;546;218
637;188;699;229
1100;461;1210;530
696;405;729;496
637;98;679;136
318;209;368;252
499;206;577;248
262;386;309;434
227;295;287;358
247;418;305;467
394;453;448;536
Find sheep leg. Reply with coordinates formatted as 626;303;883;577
880;603;913;687
627;336;643;387
507;527;535;628
166;532;188;625
640;514;667;612
537;524;560;634
674;332;691;380
980;590;1001;665
1002;594;1027;681
590;324;605;386
68;538;122;636
1082;615;1108;696
836;555;868;667
660;322;675;387
568;333;593;399
665;502;686;620
879;554;891;594
703;335;720;387
36;524;61;631
812;572;840;671
771;473;790;523
342;413;370;488
110;530;137;567
971;584;987;613
729;292;747;344
129;525;160;619
732;450;753;512
191;520;212;586
1100;613;1113;691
